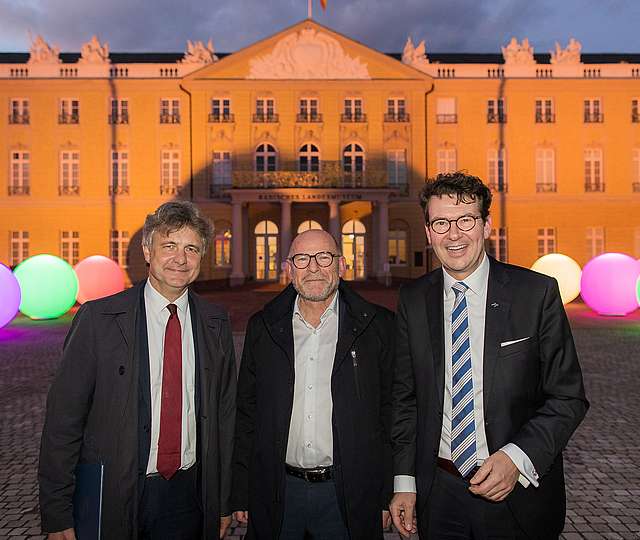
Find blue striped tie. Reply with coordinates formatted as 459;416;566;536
450;281;477;477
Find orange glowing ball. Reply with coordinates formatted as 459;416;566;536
74;256;125;304
531;253;582;305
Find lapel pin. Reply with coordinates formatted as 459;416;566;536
491;302;499;308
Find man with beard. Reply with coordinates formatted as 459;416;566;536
232;229;395;539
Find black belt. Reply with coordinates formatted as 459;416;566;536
437;457;480;481
285;463;333;482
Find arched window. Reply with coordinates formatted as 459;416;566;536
255;143;277;172
213;220;232;266
342;143;365;187
388;219;409;266
299;144;320;172
297;220;323;234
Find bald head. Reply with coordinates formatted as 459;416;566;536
288;229;341;258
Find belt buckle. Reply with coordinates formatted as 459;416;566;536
306;469;324;482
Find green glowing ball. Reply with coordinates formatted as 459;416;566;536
14;254;78;319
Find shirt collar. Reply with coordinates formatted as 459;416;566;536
293;290;339;324
442;252;489;298
144;279;189;316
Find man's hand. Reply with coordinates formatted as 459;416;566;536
233;510;249;524
382;510;391;529
219;514;232;538
469;450;519;502
47;529;76;540
389;492;417;538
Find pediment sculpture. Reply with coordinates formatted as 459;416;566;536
79;35;110;64
248;27;370;79
550;38;582;65
502;37;535;65
402;37;430;70
182;39;218;64
28;35;61;64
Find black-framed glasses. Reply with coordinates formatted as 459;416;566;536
428;215;482;234
289;251;340;269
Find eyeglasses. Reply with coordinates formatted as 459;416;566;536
289;251;340;269
428;215;482;234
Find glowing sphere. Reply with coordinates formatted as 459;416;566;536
14;255;78;319
531;253;582;305
580;253;640;316
74;256;125;304
0;263;21;328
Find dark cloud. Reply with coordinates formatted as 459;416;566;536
0;0;637;53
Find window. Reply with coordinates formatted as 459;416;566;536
59;99;79;124
211;151;232;193
110;150;129;195
487;99;506;123
160;150;181;194
297;220;323;233
633;99;639;123
9;151;30;195
387;150;407;186
59;151;80;195
109;99;129;124
342;98;365;122
584;149;604;192
385;98;409;122
487;148;507;192
537;228;556;257
299;144;320;172
388;220;409;266
160;98;180;123
255;144;277;172
487;228;508;262
633;149;640;192
342;143;365;186
60;231;80;265
213;220;232;267
254;98;277;122
436;148;457;174
535;148;556;192
298;98;321;122
584;99;603;123
209;98;233;122
586;227;604;259
436;98;457;123
535;98;554;123
110;230;130;268
9;231;29;266
9;98;29;124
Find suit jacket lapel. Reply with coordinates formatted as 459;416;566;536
482;258;512;418
426;271;446;412
263;285;297;371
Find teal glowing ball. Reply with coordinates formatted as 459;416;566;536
14;255;78;319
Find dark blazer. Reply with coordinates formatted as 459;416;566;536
38;282;237;539
232;280;395;540
391;257;588;540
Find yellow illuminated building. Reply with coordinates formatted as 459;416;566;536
1;21;639;285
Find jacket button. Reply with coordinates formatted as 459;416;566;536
118;365;125;375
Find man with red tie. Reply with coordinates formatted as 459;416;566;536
39;201;236;540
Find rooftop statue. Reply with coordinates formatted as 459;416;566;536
182;39;218;64
28;35;61;65
402;37;430;70
550;38;582;65
79;35;110;64
502;37;535;65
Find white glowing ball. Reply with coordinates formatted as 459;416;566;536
531;253;582;305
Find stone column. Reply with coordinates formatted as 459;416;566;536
328;201;341;246
279;201;292;284
376;199;391;285
230;200;245;286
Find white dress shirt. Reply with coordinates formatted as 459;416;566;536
394;254;539;492
144;280;197;475
286;291;339;468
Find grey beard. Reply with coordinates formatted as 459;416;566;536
295;280;338;302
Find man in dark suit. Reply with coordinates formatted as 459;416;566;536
39;201;236;540
232;229;394;539
390;172;588;539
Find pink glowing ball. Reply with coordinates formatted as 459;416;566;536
0;263;21;328
74;256;125;304
580;253;640;316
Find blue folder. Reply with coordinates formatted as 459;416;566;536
72;463;104;540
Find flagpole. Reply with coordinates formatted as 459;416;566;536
308;0;312;19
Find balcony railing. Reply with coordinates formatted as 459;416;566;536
633;182;640;192
584;112;604;123
340;113;367;123
488;181;508;192
487;112;507;123
58;185;80;195
8;113;29;125
436;114;457;124
252;113;279;123
584;182;605;192
536;183;557;193
384;112;410;122
8;185;30;195
109;113;129;124
209;183;232;198
160;113;180;124
208;112;235;123
109;185;130;195
535;113;555;123
632;112;639;123
58;113;79;124
296;113;323;123
160;184;186;195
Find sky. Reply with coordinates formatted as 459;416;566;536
0;0;638;55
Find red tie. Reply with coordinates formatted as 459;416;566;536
156;303;182;480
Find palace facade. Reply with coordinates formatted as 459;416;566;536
1;21;639;285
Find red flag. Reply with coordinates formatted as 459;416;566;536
320;0;327;10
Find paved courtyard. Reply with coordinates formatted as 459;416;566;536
1;284;639;539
